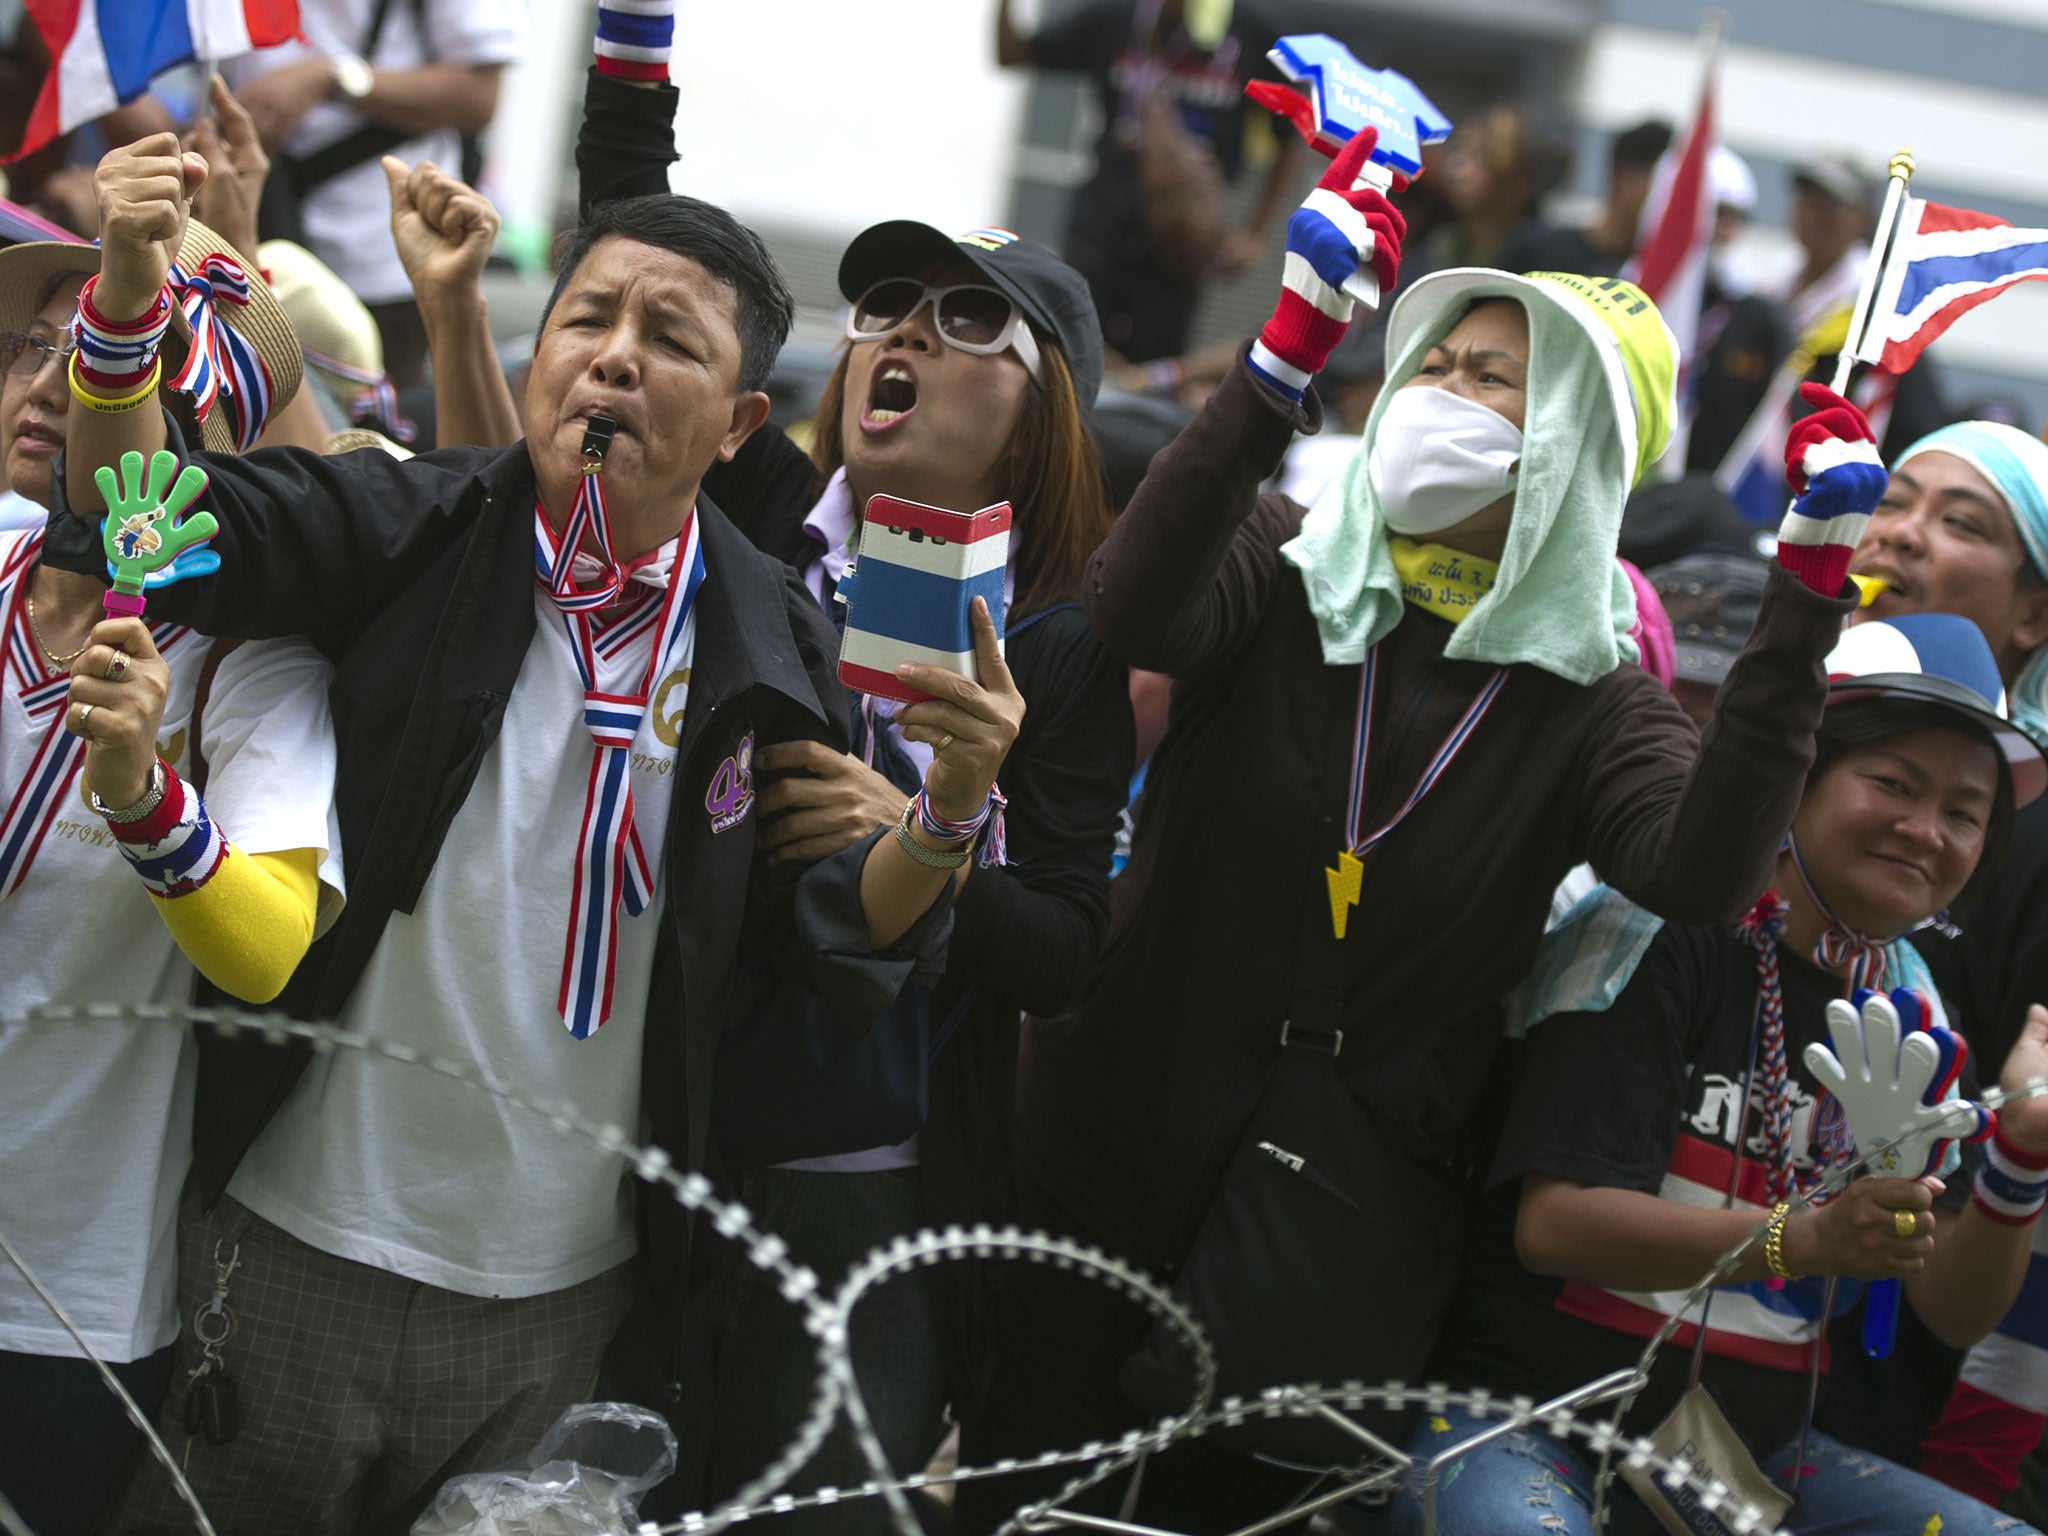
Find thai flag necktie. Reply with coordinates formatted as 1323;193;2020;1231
533;471;706;1037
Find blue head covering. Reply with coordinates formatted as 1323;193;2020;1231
1894;421;2048;748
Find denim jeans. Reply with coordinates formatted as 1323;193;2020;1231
0;1344;175;1536
695;1165;946;1536
1353;1405;2040;1536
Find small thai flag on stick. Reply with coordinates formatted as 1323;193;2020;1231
1856;198;2048;376
15;0;300;160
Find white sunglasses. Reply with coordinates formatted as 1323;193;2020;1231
845;279;1043;380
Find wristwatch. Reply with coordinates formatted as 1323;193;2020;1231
92;758;167;824
331;52;375;102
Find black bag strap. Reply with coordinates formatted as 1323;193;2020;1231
186;638;244;793
277;0;421;196
1284;658;1364;1051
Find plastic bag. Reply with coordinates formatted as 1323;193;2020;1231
412;1402;678;1536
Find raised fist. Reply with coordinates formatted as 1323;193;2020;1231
92;133;208;320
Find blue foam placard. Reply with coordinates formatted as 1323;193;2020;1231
1267;34;1452;177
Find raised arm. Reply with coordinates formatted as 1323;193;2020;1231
62;133;192;516
578;1;682;217
383;155;519;449
1085;129;1403;677
1581;394;1874;924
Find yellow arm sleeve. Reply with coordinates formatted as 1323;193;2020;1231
151;846;320;1004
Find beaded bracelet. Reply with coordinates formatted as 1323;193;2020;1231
1974;1126;2048;1226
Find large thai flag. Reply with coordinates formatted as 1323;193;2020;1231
17;0;299;159
1857;198;2048;375
1624;60;1716;472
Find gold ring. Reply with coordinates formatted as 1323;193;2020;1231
1894;1209;1919;1240
937;733;954;753
75;702;95;732
106;650;129;681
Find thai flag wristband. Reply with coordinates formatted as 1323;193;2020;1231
595;0;675;81
1974;1125;2048;1226
916;783;1009;869
72;276;172;393
107;762;228;898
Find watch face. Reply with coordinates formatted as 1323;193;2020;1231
335;55;373;99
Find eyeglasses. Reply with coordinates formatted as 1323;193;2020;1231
0;332;76;380
845;280;1042;379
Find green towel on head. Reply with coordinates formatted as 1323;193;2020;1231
1281;268;1679;686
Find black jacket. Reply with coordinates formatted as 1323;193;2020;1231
44;428;951;1308
697;422;1135;1410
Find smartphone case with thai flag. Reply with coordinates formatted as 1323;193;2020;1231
835;493;1010;704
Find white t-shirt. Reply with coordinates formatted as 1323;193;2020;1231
231;577;691;1298
0;549;344;1363
222;0;529;303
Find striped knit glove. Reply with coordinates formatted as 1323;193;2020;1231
595;0;675;82
1777;382;1887;596
1245;126;1405;403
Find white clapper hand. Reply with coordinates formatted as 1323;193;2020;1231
1804;992;1957;1178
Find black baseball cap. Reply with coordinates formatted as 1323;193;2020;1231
837;220;1103;409
1650;551;1768;688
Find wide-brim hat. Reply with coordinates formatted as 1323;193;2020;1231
0;218;301;455
1384;266;1680;488
262;238;382;379
1825;613;2046;807
837;220;1103;409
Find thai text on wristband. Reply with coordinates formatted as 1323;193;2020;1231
71;275;172;394
107;761;227;898
1974;1125;2048;1226
915;783;1009;869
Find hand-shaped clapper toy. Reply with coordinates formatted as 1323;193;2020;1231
96;450;220;619
1245;36;1451;306
1804;988;1994;1358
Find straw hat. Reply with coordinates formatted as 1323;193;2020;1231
0;218;302;455
322;426;412;460
261;238;383;382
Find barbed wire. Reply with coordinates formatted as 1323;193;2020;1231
7;1003;2043;1536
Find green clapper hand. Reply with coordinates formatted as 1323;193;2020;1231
95;450;220;620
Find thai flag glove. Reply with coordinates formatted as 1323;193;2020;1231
1777;382;1887;597
1246;127;1405;403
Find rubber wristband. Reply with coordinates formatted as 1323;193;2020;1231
69;352;162;413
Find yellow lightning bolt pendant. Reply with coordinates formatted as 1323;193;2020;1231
1327;850;1363;940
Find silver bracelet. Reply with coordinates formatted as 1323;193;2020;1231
893;798;970;870
92;758;166;824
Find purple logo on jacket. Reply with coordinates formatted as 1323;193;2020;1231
707;733;755;833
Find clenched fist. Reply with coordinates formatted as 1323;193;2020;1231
92;134;209;320
384;156;501;306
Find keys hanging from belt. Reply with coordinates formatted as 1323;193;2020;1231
182;1239;241;1451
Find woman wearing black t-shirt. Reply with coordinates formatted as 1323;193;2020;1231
1406;614;2048;1536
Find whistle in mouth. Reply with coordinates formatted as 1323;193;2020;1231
580;413;618;473
1850;574;1891;608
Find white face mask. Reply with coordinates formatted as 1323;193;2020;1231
1369;385;1524;537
